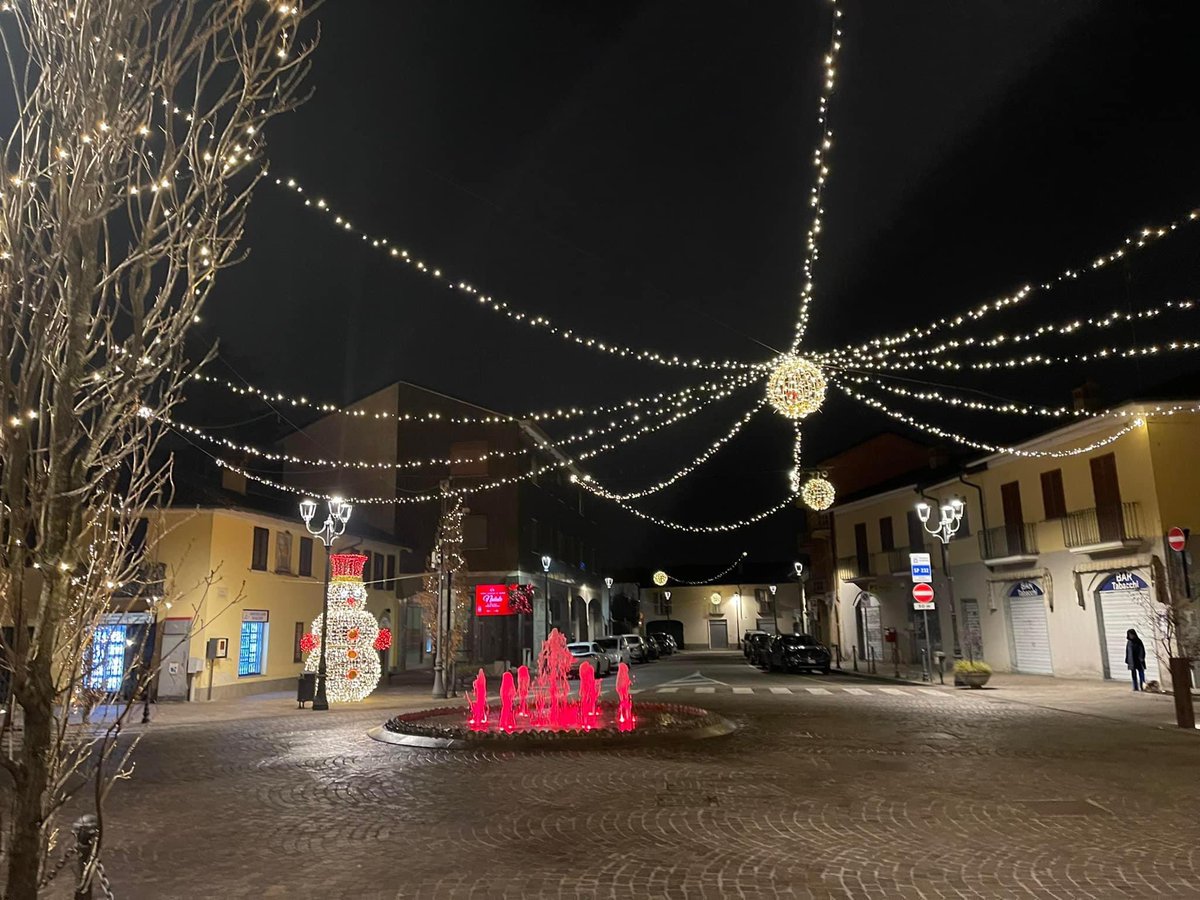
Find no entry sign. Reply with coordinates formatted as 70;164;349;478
1168;527;1187;552
912;583;935;610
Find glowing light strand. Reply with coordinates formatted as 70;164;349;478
792;0;844;351
272;177;766;372
573;486;794;534
654;552;750;586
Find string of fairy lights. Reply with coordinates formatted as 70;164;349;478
148;0;1200;534
651;552;748;586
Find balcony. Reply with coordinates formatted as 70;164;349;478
836;555;873;584
1062;503;1144;556
979;524;1039;568
878;547;913;576
114;561;167;601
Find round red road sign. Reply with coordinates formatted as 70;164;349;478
1168;527;1187;552
912;583;935;603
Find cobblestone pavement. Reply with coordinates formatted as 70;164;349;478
62;653;1200;899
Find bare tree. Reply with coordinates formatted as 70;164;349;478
0;1;317;895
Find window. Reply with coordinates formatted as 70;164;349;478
385;554;397;592
299;537;313;577
275;531;293;574
293;622;305;663
251;527;269;571
854;522;869;572
1041;468;1067;520
464;515;488;550
754;588;773;617
86;624;128;692
879;516;895;552
906;510;925;552
655;591;672;615
371;553;384;589
529;518;539;553
238;618;268;676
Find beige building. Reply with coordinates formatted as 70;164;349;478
833;405;1200;689
147;502;409;701
639;582;807;650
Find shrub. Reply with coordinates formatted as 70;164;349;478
954;660;992;674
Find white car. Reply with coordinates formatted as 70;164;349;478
567;641;611;677
594;636;631;667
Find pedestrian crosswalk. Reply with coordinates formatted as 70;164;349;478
626;683;953;698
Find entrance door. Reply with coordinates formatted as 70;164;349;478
1090;453;1123;542
855;594;884;665
158;618;191;699
1008;595;1053;674
708;619;729;649
961;599;984;661
1001;481;1025;554
1096;574;1160;682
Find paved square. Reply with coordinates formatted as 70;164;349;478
74;654;1200;898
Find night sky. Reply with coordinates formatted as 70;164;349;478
189;2;1200;570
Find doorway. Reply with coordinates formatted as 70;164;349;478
708;620;729;649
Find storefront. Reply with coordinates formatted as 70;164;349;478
1094;571;1160;682
1006;580;1053;675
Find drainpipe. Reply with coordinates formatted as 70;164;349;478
959;470;988;533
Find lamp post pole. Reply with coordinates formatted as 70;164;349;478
541;554;552;640
604;577;613;637
916;498;964;681
300;497;353;711
792;561;807;634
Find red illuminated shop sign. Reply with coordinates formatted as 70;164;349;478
474;584;515;616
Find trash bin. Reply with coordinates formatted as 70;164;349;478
297;672;316;708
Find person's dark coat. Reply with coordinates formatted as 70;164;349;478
1125;631;1146;670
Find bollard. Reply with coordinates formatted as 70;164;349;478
1169;658;1195;729
868;645;876;675
74;814;98;900
852;646;858;672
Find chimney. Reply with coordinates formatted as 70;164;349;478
1072;379;1101;413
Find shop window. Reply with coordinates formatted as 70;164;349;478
239;620;268;676
251;527;269;571
86;624;128;692
299;537;313;577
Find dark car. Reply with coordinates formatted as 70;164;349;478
766;634;832;674
746;632;774;667
743;630;767;658
661;634;679;653
646;633;674;656
642;634;660;660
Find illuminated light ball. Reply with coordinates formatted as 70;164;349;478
347;669;358;680
766;355;827;419
347;627;359;641
801;475;836;511
652;570;668;587
709;592;721;606
347;649;358;660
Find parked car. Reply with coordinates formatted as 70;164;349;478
765;634;832;674
619;634;650;663
646;633;674;656
595;636;631;667
642;635;660;661
746;631;774;667
567;641;611;677
661;634;679;653
743;630;767;657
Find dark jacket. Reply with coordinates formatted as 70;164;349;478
1125;637;1146;670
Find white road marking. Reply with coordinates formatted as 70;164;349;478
879;687;907;695
657;687;679;693
843;687;869;695
806;687;832;695
695;687;715;694
732;687;754;694
918;688;945;697
769;687;791;695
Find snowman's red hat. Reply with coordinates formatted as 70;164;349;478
330;553;368;581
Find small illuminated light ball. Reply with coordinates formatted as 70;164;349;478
766;355;827;419
801;475;836;511
652;570;669;587
709;592;721;606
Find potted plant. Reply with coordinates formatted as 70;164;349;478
954;660;992;688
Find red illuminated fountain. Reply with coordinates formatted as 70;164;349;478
375;627;734;750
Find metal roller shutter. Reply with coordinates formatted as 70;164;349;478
1097;591;1160;683
1008;596;1053;675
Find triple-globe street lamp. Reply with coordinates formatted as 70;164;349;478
915;497;964;679
299;496;353;711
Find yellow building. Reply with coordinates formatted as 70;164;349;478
147;504;409;701
639;582;807;650
833;405;1200;689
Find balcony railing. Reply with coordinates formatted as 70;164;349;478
837;555;872;582
879;548;912;575
1062;503;1143;549
979;524;1039;561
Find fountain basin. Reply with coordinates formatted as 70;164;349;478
369;701;736;751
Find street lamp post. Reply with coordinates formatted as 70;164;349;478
731;590;741;646
299;496;353;711
541;554;552;639
604;577;613;636
916;498;964;681
792;561;807;635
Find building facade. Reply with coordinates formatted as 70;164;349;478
833;406;1200;688
639;582;806;650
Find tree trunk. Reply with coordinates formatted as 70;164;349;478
5;654;53;900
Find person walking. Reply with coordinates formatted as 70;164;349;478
1125;628;1146;691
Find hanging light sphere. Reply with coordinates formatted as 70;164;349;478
652;570;669;587
766;355;827;419
801;475;836;511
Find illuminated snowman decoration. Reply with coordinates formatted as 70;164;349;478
303;553;385;703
